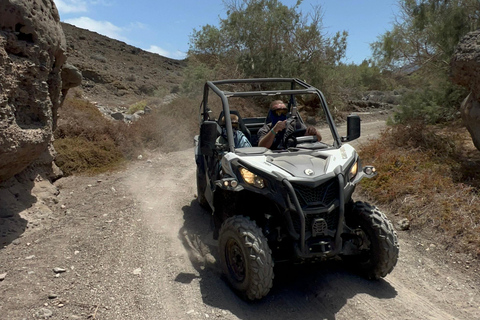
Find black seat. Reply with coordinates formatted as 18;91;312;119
218;110;251;142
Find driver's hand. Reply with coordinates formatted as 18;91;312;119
306;127;317;135
273;120;287;133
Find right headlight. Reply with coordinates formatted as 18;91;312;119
349;161;358;180
239;167;265;189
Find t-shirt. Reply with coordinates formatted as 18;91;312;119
217;128;252;149
257;118;305;150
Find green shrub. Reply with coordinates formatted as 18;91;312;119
393;80;466;125
127;100;148;114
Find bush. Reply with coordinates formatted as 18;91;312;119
358;124;480;257
54;137;125;175
54;95;138;175
54;93;200;175
127;100;147;114
392;79;466;125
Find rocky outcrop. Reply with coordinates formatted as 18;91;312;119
0;0;79;217
451;29;480;151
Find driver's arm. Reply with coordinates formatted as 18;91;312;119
258;120;287;148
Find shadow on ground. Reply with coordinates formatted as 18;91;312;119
179;199;398;320
0;176;35;248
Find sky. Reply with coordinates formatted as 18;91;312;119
54;0;400;64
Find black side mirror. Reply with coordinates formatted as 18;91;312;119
342;115;361;142
200;121;221;156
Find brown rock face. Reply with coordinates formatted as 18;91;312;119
0;0;67;182
451;29;480;151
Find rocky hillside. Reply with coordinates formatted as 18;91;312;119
61;22;186;108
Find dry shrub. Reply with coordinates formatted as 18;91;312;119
54;137;125;175
359;123;480;257
54;94;200;176
54;96;139;175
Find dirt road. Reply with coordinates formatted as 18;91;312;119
1;119;479;319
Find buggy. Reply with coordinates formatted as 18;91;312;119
194;78;399;300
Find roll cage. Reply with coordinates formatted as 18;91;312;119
199;78;343;152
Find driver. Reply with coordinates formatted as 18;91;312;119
258;100;321;149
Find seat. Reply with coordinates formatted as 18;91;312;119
218;110;251;142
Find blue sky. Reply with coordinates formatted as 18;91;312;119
54;0;399;64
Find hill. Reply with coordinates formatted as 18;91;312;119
61;22;186;108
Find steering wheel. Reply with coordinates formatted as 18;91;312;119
284;127;306;148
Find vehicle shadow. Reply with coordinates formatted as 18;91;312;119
0;177;34;249
179;199;398;319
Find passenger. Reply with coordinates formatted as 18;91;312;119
217;114;252;149
258;100;321;149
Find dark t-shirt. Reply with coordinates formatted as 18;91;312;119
257;118;305;150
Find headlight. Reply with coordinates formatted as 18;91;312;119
349;161;358;180
239;167;265;189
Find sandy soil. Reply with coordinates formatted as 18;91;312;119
1;119;479;319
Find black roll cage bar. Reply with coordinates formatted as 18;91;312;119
200;78;342;152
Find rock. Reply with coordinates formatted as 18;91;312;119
451;30;480;151
133;268;142;275
111;112;124;120
35;307;53;318
0;0;77;182
397;218;410;231
53;267;66;274
0;272;6;281
61;63;82;90
48;293;58;299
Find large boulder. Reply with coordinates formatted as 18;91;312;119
0;0;71;182
0;0;79;218
451;29;480;151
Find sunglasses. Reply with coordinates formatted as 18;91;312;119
273;109;288;116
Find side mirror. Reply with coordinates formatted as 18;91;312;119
341;115;361;142
200;121;221;156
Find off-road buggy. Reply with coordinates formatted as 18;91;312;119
194;78;399;300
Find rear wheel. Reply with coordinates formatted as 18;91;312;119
219;216;274;300
344;201;399;279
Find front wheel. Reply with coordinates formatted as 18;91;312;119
343;201;399;279
218;216;274;300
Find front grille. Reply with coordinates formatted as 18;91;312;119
292;179;339;209
289;209;340;235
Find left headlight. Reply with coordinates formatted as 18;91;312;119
349;161;358;180
239;167;265;189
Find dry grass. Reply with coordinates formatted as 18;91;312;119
358;122;480;258
54;94;199;176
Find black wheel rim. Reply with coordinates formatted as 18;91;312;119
225;238;246;282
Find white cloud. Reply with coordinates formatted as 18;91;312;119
146;45;169;57
146;45;186;60
64;17;129;43
55;0;88;14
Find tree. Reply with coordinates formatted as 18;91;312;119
188;0;347;82
372;0;480;72
371;0;478;124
